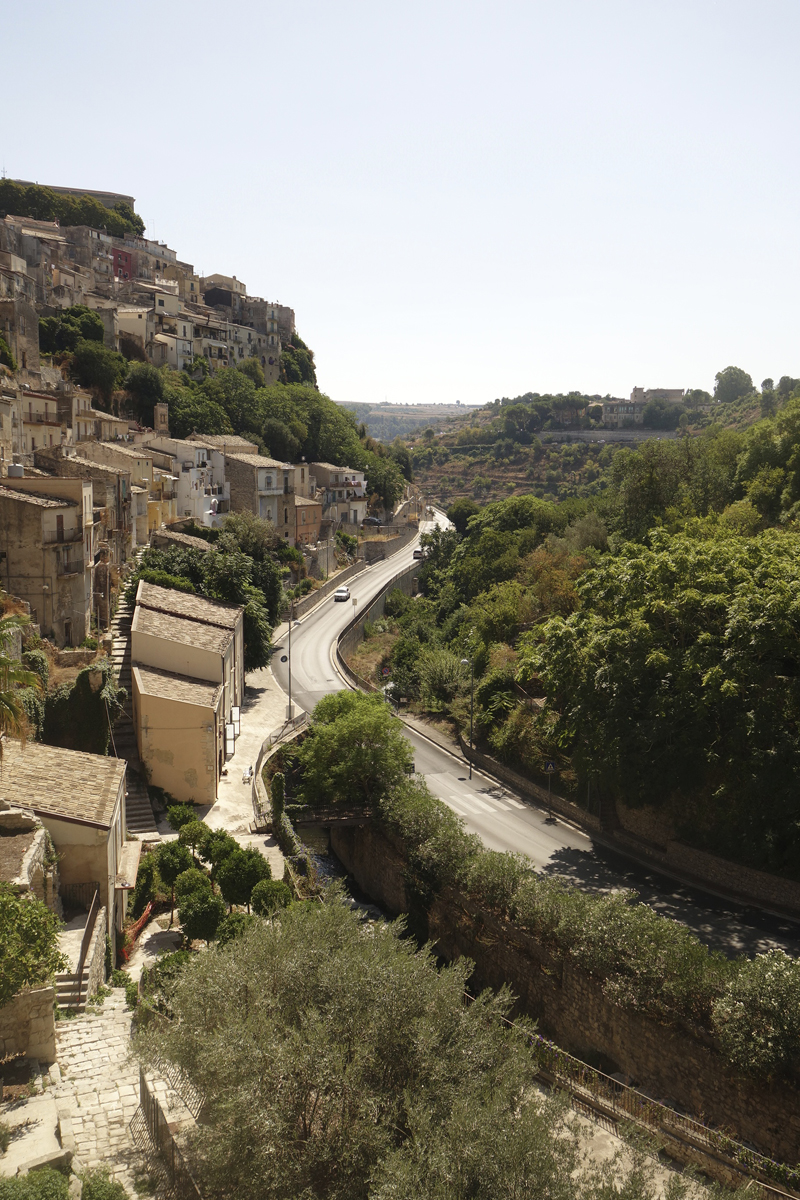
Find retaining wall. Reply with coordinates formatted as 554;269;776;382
330;821;800;1164
0;986;56;1062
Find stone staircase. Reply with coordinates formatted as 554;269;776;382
110;593;159;839
54;970;89;1012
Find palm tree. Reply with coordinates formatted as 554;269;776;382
0;609;42;755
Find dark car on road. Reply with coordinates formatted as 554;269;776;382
362;516;381;527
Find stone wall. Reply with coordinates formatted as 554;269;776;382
84;906;107;1000
338;562;419;665
0;987;56;1062
331;821;800;1163
615;800;676;848
665;842;800;913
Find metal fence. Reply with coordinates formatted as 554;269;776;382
138;1067;203;1200
60;881;101;912
532;1036;800;1197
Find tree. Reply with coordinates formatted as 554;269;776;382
178;890;226;946
165;383;233;440
124;362;165;424
777;375;800;398
136;895;635;1200
714;365;754;405
174;868;212;905
0;885;66;1006
69;339;126;402
156;841;194;921
364;455;405;511
250;879;292;916
270;771;285;827
199;829;238;885
262;417;301;461
178;819;211;865
446;497;479;536
296;691;414;807
238;357;265;386
39;305;105;354
217;847;271;911
713;949;800;1078
0;333;17;371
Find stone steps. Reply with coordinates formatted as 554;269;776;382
111;584;160;839
55;972;88;1012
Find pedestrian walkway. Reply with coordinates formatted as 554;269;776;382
110;590;159;838
50;989;142;1193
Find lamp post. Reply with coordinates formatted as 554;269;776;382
287;599;295;723
460;657;474;780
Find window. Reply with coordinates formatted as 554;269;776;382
284;507;288;524
158;299;165;307
301;509;306;524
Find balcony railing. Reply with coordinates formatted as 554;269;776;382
43;521;84;544
57;557;85;578
23;411;60;425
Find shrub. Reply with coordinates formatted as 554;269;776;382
0;1167;70;1198
713;949;800;1078
22;649;49;690
81;1169;127;1200
129;849;158;919
217;912;257;945
270;772;285;825
217;848;271;911
251;879;292;917
166;803;197;831
178;819;211;863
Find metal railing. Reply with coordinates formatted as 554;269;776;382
138;1066;203;1200
69;888;99;1008
532;1037;800;1196
43;521;83;544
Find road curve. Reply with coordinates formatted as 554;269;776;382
270;523;800;959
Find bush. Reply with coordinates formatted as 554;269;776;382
0;1167;70;1198
81;1168;128;1200
22;649;49;690
712;949;800;1078
129;849;158;919
270;772;285;825
217;848;271;911
166;803;197;831
217;912;257;945
251;879;292;917
111;968;139;1010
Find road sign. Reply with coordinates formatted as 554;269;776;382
544;761;557;774
382;667;390;677
280;655;288;663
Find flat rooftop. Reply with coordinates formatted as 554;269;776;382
0;740;126;828
136;581;243;630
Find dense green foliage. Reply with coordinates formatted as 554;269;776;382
148;364;408;509
138;894;667;1200
39;305;105;354
0;884;66;1006
0;179;145;236
384;395;800;874
124;512;282;672
0;1167;70;1200
293;691;414;807
372;774;800;1077
0;333;17;371
250;878;292;916
42;662;125;755
68;339;126;400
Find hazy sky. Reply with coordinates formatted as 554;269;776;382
4;1;799;406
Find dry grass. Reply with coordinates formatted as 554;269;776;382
347;629;399;682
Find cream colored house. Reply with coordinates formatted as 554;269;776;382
132;666;224;804
135;581;244;710
0;740;134;936
130;583;245;803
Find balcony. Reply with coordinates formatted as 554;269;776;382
23;412;61;426
57;557;85;578
43;521;84;544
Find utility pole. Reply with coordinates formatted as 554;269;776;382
287;599;294;723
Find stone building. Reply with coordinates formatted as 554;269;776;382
0;740;132;936
0;476;93;646
218;450;294;537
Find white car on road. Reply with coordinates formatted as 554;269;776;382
333;586;351;602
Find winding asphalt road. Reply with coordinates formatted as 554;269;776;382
270;522;800;960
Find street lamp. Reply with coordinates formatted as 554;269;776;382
460;657;474;780
287;599;295;723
